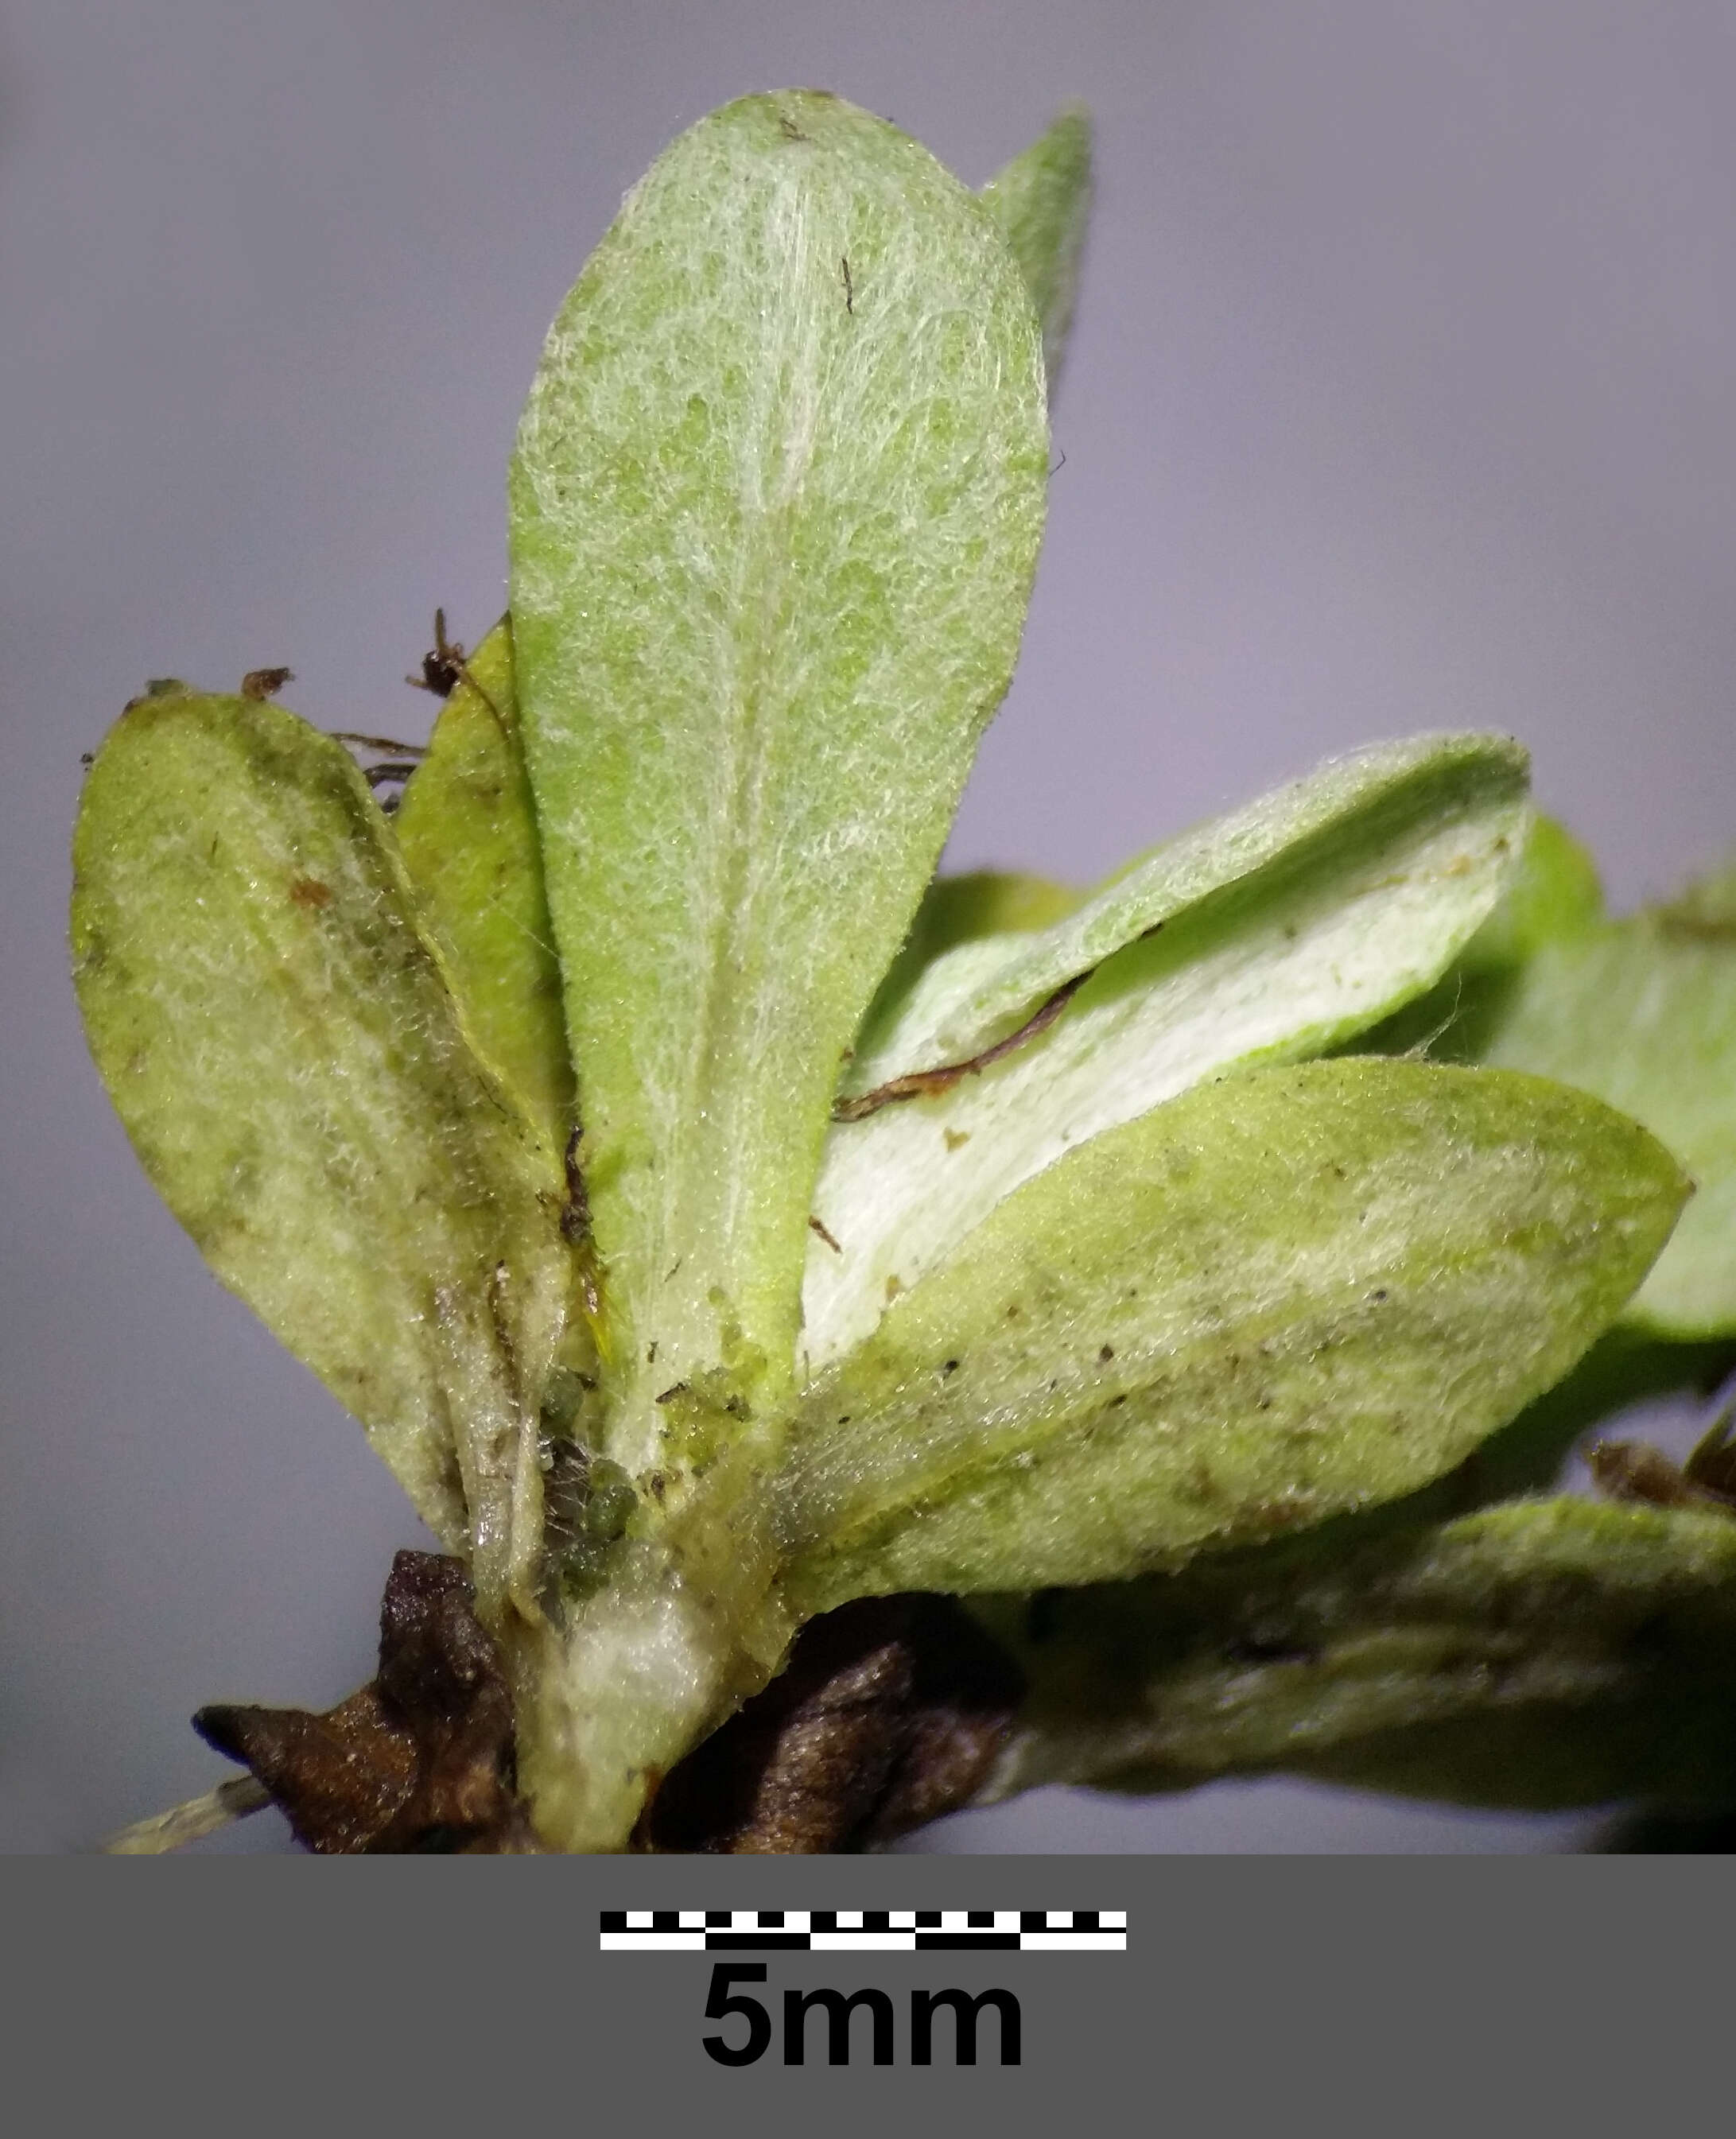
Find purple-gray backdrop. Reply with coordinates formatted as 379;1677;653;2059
5;0;1734;1851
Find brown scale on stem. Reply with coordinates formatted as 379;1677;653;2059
1590;1403;1736;1519
122;1559;1024;1854
188;1551;539;1854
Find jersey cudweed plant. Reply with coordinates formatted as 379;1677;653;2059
76;93;1736;1854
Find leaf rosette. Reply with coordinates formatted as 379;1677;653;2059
73;93;1736;1850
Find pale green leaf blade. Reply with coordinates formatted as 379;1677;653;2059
1369;819;1736;1333
1471;917;1736;1335
1660;844;1736;934
509;91;1049;1445
1366;810;1605;1057
1463;811;1604;969
780;1058;1686;1605
806;735;1530;1365
851;867;1081;1071
991;1497;1736;1808
71;687;573;1618
394;619;576;1151
980;105;1093;394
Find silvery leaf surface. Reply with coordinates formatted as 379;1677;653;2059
509;91;1049;1455
71;686;573;1619
988;1496;1736;1808
394;618;575;1152
780;1058;1684;1603
980;105;1092;394
805;734;1530;1367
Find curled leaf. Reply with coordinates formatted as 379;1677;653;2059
806;735;1531;1365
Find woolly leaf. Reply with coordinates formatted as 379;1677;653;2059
805;735;1530;1366
1465;813;1604;969
1367;811;1605;1058
71;687;573;1619
1470;915;1736;1336
991;1497;1736;1809
1370;820;1736;1333
852;867;1081;1070
779;1058;1687;1605
394;619;575;1151
509;91;1048;1450
980;105;1093;394
1661;846;1736;935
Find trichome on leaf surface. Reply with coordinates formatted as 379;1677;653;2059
76;93;1736;1854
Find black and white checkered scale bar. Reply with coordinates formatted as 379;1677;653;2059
600;1909;1126;1952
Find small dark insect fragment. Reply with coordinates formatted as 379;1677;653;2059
241;666;293;701
408;607;468;698
841;255;854;314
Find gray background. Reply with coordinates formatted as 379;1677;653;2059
4;0;1733;1853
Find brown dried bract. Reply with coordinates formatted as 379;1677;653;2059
832;972;1086;1124
637;1594;1025;1853
193;1551;539;1854
240;666;293;701
1589;1437;1736;1519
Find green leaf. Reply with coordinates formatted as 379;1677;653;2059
1660;845;1736;935
1366;811;1604;1058
1462;812;1604;969
990;1497;1736;1809
980;106;1093;395
779;1058;1686;1603
1369;820;1736;1335
394;618;575;1151
805;734;1531;1366
71;687;574;1619
852;867;1081;1070
1469;918;1736;1336
508;91;1049;1454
